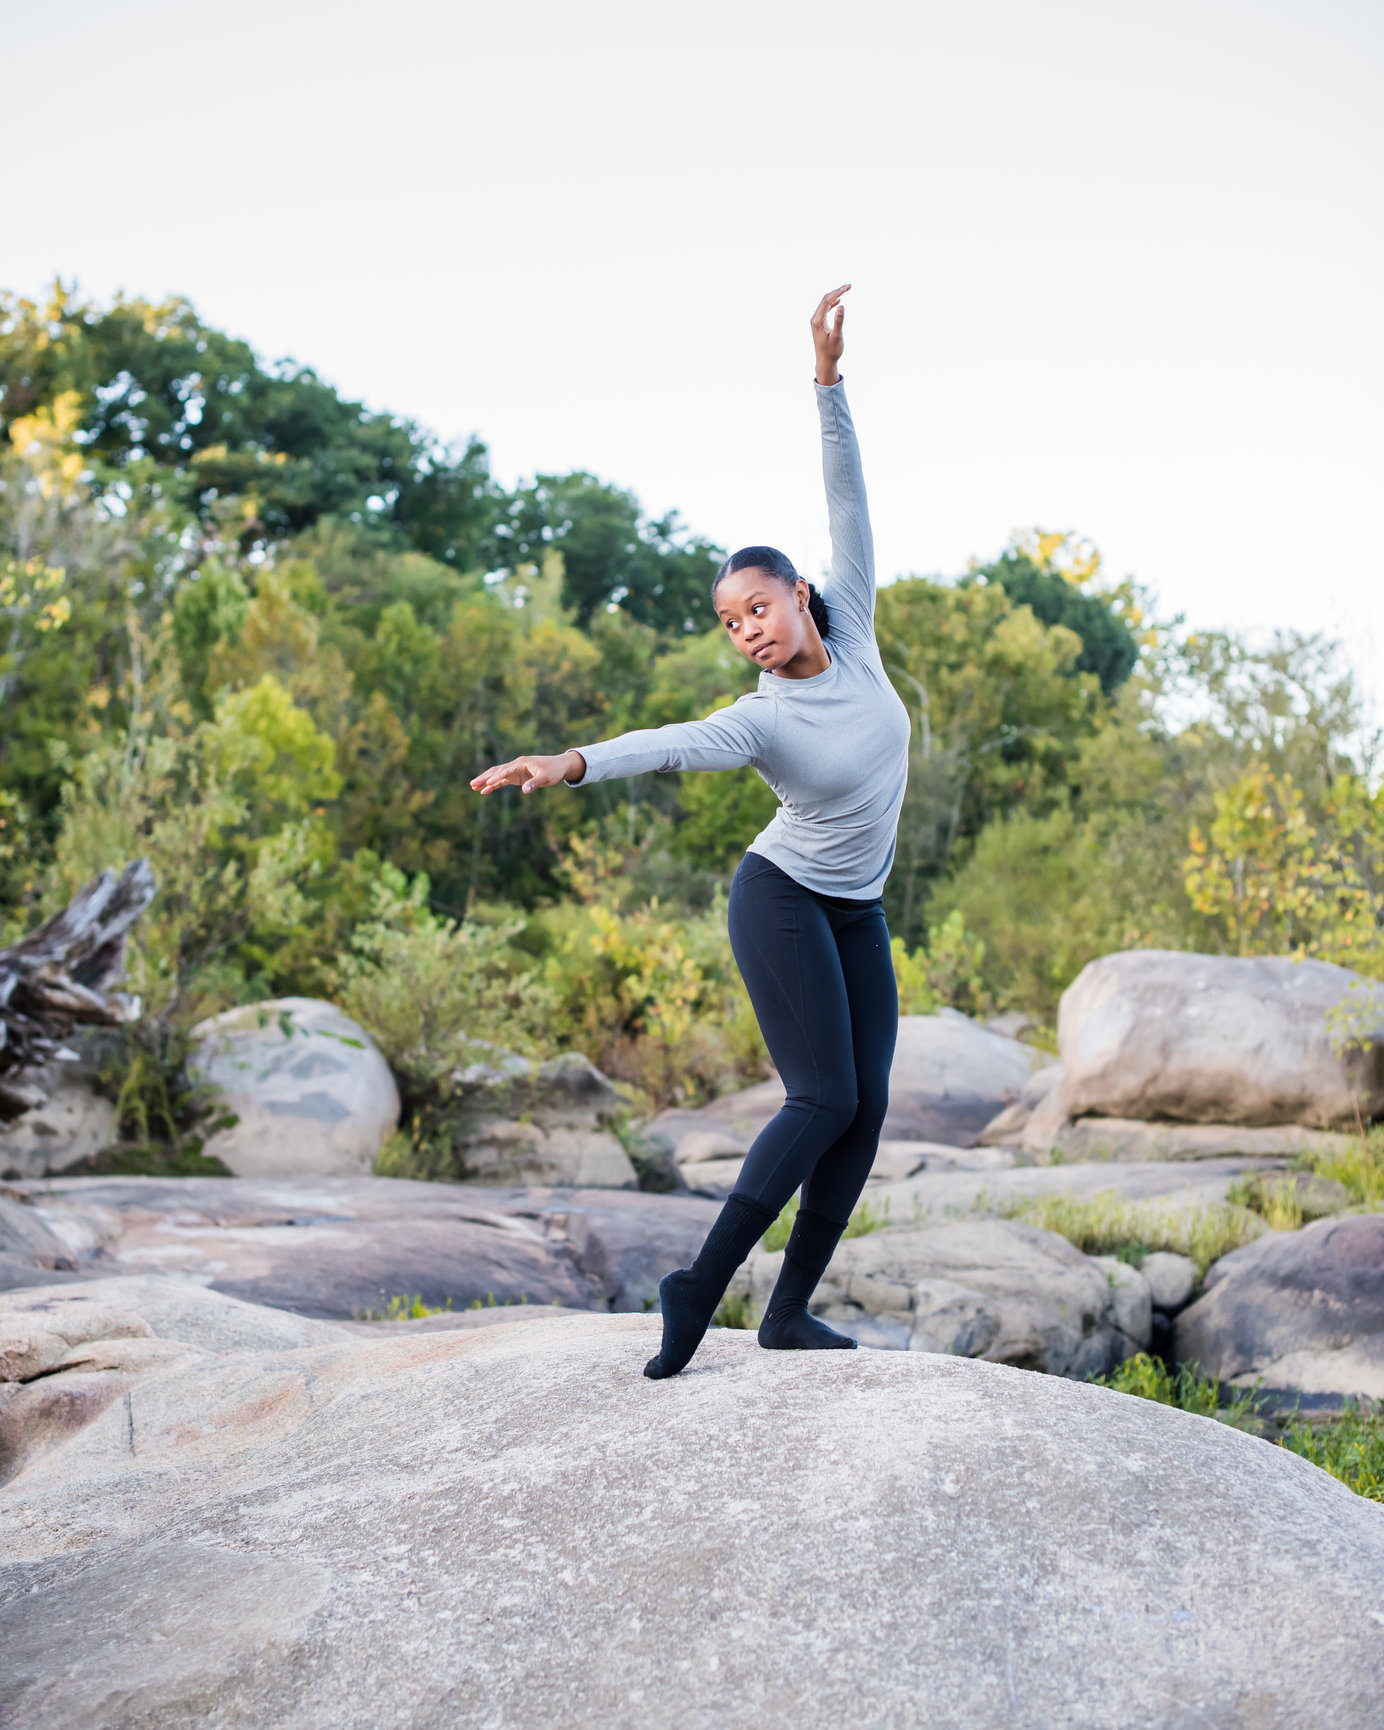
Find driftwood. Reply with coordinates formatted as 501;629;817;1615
0;859;156;1117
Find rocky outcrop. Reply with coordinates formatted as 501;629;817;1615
431;1052;636;1187
1176;1213;1384;1402
189;997;400;1177
2;1277;1383;1728
650;1010;1045;1161
1055;951;1384;1130
743;1217;1147;1374
0;1174;722;1317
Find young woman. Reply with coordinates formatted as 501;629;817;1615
472;284;911;1378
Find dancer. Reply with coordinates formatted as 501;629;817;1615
471;284;911;1377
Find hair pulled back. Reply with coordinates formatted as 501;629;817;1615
713;545;830;639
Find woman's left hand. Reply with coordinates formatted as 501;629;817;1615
811;284;850;386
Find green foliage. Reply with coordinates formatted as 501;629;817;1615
334;866;555;1091
1308;1126;1384;1209
996;1189;1264;1279
1093;1352;1258;1423
1280;1402;1384;1502
496;470;723;634
971;531;1139;695
1096;1357;1384;1503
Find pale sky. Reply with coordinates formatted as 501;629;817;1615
6;0;1382;710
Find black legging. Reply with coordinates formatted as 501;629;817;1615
726;851;898;1226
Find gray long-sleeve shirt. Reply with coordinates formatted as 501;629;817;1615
574;379;911;899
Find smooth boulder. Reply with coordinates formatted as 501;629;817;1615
650;1010;1044;1154
435;1052;636;1187
190;997;400;1178
1176;1213;1384;1400
1056;951;1384;1130
0;1062;116;1181
3;1279;1383;1728
745;1217;1147;1373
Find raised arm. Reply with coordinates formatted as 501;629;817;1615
470;693;777;794
810;285;875;650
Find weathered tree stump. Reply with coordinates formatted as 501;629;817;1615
0;859;156;1117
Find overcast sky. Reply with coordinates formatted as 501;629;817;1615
6;0;1382;710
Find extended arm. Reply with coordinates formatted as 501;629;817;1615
470;694;776;794
810;285;875;649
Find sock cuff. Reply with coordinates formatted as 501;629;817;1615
784;1207;848;1274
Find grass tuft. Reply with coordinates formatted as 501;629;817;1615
994;1189;1263;1279
1307;1123;1384;1209
1095;1353;1384;1503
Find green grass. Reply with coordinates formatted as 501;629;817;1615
1095;1353;1384;1503
712;1290;757;1330
1307;1123;1384;1209
995;1189;1263;1279
1093;1352;1258;1422
1280;1402;1384;1501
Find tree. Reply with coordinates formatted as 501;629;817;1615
492;471;723;633
0;284;496;566
970;530;1139;695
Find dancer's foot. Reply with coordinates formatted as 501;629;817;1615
644;1270;715;1379
758;1306;857;1351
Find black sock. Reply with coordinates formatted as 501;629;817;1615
644;1194;775;1380
758;1207;857;1351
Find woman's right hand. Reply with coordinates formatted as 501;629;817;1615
470;750;586;795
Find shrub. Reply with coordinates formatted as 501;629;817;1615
1280;1402;1384;1502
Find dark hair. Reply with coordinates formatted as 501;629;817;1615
712;545;830;638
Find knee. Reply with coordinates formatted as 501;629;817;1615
803;1076;858;1138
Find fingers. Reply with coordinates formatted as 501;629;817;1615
470;757;562;796
812;283;851;327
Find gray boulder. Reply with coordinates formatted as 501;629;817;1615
0;1062;116;1181
438;1052;636;1187
1141;1250;1197;1313
1176;1213;1384;1400
3;1280;1383;1728
651;1010;1044;1155
190;997;400;1178
745;1217;1147;1373
1056;950;1384;1130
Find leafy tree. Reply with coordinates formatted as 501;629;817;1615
0;284;495;565
493;471;723;633
969;530;1139;695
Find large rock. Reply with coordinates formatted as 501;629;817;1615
190;997;400;1178
1176;1213;1384;1401
0;1174;721;1318
435;1052;636;1187
650;1010;1044;1155
0;1061;116;1181
2;1279;1383;1727
1056;951;1384;1130
744;1217;1146;1373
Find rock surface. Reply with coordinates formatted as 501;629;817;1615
190;998;401;1178
433;1052;636;1187
0;1174;721;1317
1056;950;1384;1130
2;1277;1383;1729
1176;1213;1384;1401
1033;1116;1355;1162
744;1217;1148;1372
651;1010;1045;1156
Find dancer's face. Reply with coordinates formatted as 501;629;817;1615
715;569;813;673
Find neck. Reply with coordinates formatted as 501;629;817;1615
772;630;831;681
